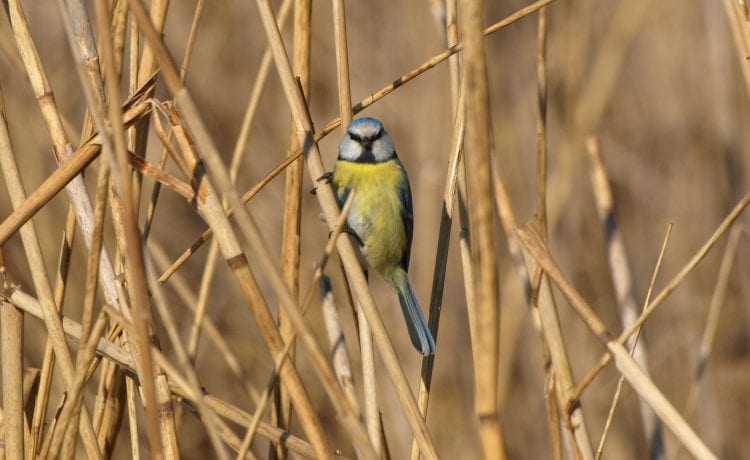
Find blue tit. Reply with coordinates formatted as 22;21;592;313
332;117;436;355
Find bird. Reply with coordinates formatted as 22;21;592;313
332;117;436;355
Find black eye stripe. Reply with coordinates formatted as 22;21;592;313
348;127;384;144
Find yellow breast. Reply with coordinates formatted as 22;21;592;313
332;159;409;276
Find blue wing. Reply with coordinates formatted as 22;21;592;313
397;159;414;271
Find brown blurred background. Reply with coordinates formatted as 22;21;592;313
1;0;749;458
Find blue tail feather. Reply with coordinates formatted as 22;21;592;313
397;280;436;356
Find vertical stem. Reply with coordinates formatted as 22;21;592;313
459;0;504;458
409;81;466;460
534;8;564;460
330;0;382;455
1;258;25;460
274;0;311;457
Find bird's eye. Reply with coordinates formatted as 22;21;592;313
371;127;384;141
348;132;362;143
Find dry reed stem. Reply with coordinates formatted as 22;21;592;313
1;262;24;460
320;277;359;411
533;10;564;459
535;7;548;238
517;225;717;459
4;289;135;368
409;79;465;460
274;1;311;454
513;228;594;456
179;0;206;81
683;226;744;421
407;6;464;457
196;393;318;458
0;93;151;251
185;0;292;372
596;223;673;459
28;208;77;457
53;205;77;309
585;137;663;455
135;0;169;86
46;313;108;458
143;256;229;460
80;157;109;346
459;0;505;458
722;0;750;96
492;160;575;458
63;4;168;454
330;0;382;454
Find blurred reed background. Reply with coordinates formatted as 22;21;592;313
0;0;749;459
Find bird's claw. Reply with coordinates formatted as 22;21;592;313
310;172;333;195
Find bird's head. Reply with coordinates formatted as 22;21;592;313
338;117;396;163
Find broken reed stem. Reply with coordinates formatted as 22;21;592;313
320;277;359;411
586;137;663;456
596;223;673;459
143;0;206;240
